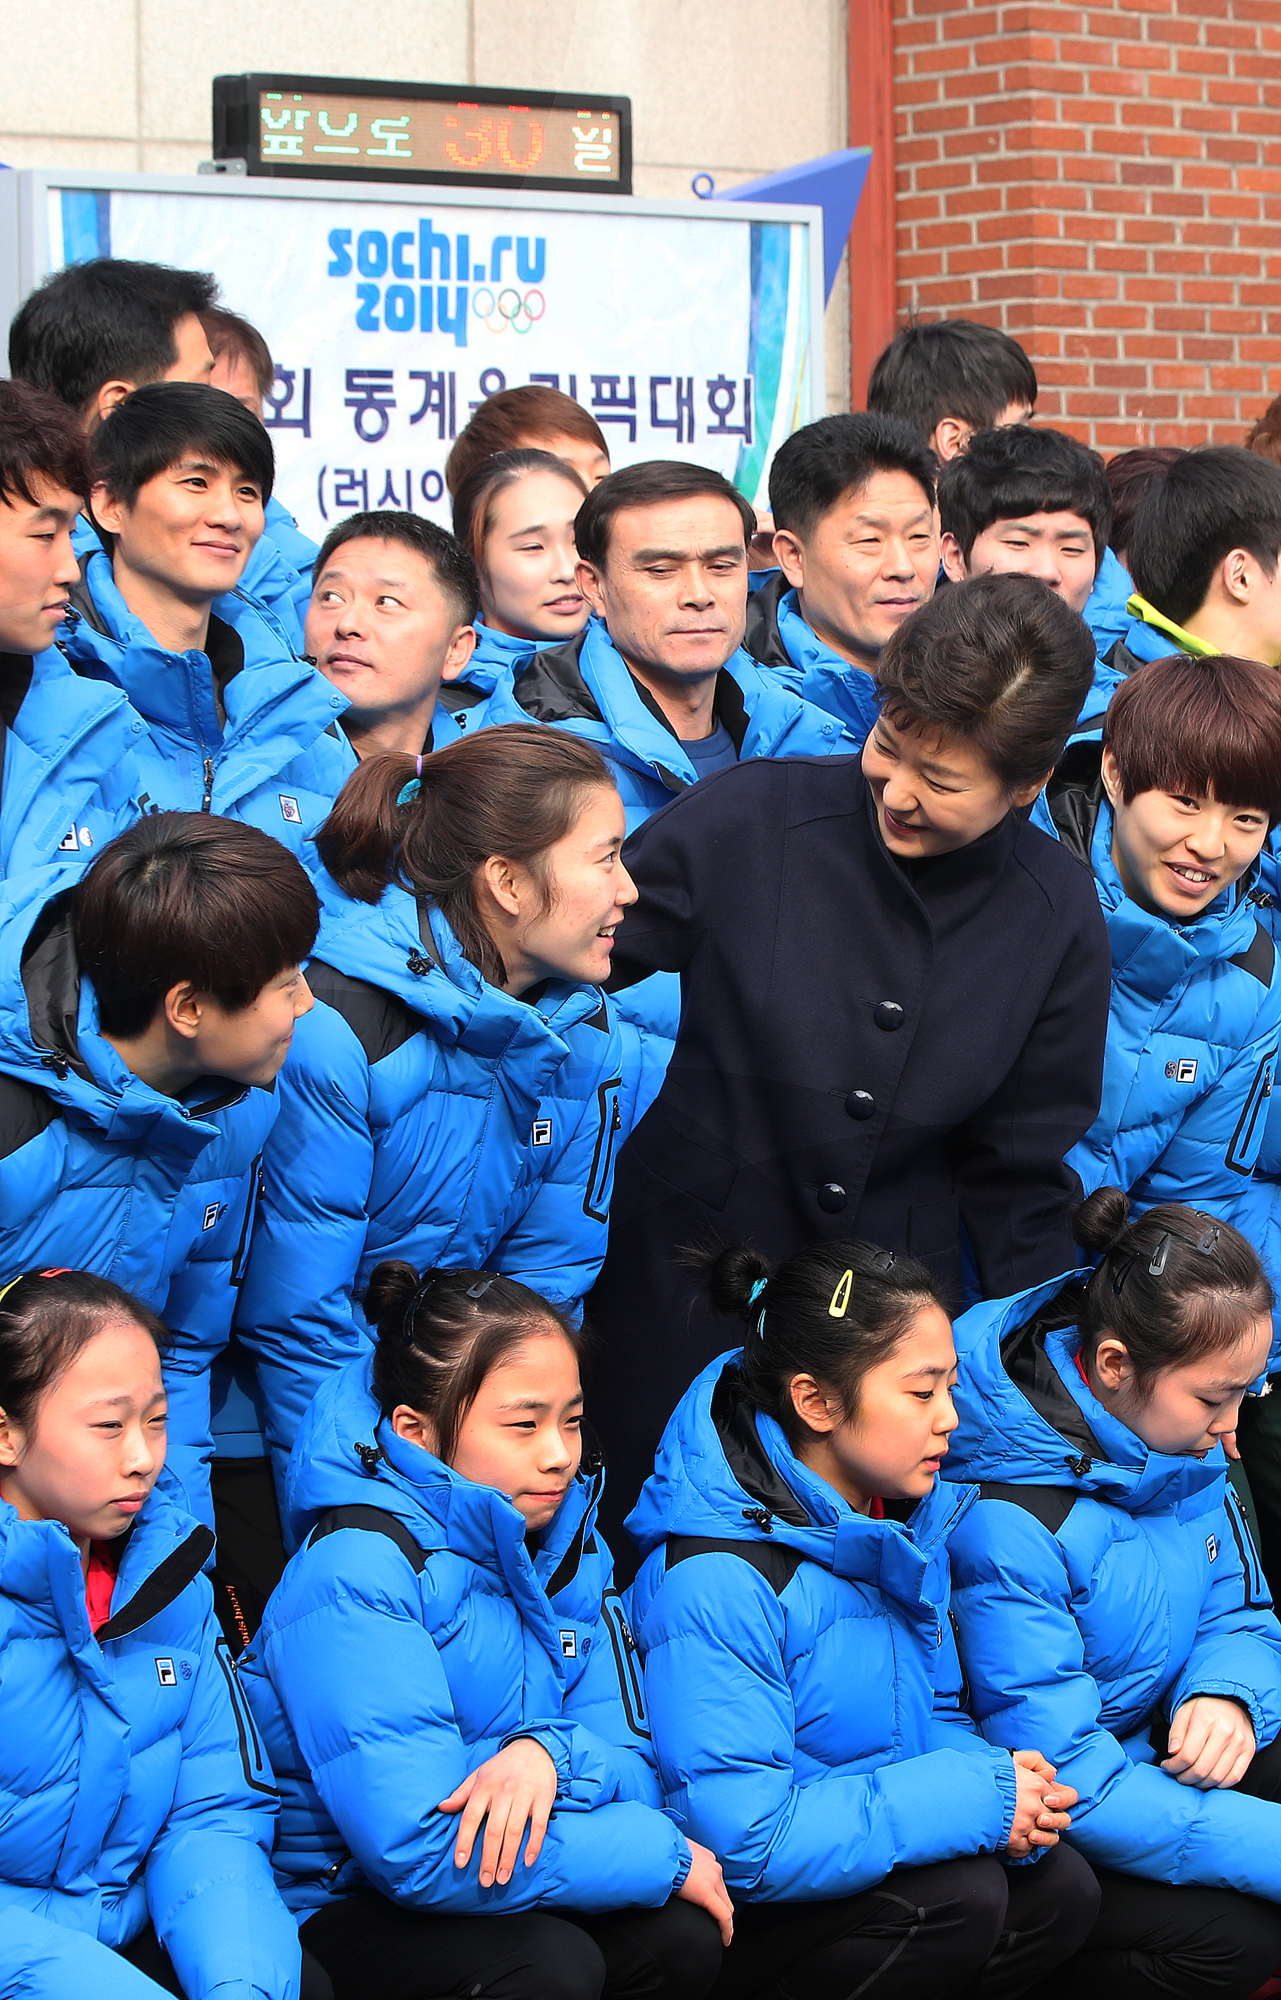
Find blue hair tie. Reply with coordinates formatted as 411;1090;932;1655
748;1278;767;1305
396;755;424;807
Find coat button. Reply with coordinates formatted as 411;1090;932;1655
874;1001;905;1031
845;1090;876;1120
818;1183;848;1213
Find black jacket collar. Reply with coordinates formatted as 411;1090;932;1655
742;571;792;669
1000;1284;1104;1461
711;1364;810;1526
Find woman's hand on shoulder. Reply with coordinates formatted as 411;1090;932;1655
437;1737;559;1886
676;1839;734;1946
1005;1749;1077;1858
1163;1697;1255;1790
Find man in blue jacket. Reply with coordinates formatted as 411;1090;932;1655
0;812;319;1630
304;509;525;763
0;379;141;875
9;256;314;631
743;414;939;742
62;382;350;852
512;460;853;829
939;424;1117;728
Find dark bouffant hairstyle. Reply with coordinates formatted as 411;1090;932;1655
0;378;92;506
1073;1188;1272;1394
769;411;938;542
451;447;588;574
313;510;480;627
10;259;218;414
72;812;320;1038
699;1237;941;1448
574;461;757;569
0;1269;167;1434
875;572;1096;795
1104;446;1184;564
1104;653;1281;825
445;384;609;496
1127;445;1281;628
867;318;1038;441
938;424;1112;565
316;726;616;988
364;1260;583;1462
91;382;274;510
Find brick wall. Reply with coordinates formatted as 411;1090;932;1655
888;0;1281;450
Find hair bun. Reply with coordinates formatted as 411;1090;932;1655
363;1259;424;1328
1073;1186;1132;1256
701;1243;773;1319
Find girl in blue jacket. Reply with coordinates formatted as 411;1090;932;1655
0;1268;325;2000
242;1261;731;2000
947;1187;1281;2000
628;1238;1099;2000
235;727;664;1505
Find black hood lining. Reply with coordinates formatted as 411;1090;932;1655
710;1364;810;1527
514;633;603;726
0;653;34;730
999;1285;1105;1463
96;1523;215;1640
742;570;792;670
1044;739;1104;866
21;892;92;1083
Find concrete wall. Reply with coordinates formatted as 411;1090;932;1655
0;0;852;409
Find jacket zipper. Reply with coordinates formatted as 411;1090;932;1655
201;756;215;813
583;1078;623;1222
602;1586;649;1737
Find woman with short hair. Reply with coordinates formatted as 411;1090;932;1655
587;573;1113;1551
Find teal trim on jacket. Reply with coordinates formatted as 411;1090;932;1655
948;1276;1281;1898
240;1355;690;1920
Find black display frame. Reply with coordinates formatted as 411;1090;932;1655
212;73;633;195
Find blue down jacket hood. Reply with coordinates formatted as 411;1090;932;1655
0;1474;298;2000
0;647;141;876
61;543;351;851
241;1355;689;1920
946;1275;1281;1899
626;1353;1017;1903
1036;743;1281;1362
513;617;853;832
234;874;665;1498
743;569;881;744
0;865;279;1530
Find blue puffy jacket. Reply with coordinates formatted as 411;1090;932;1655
234;874;663;1497
1081;547;1135;660
239;497;319;653
0;647;141;875
0;867;280;1531
240;1355;691;1921
0;1474;299;1999
512;618;854;832
627;1352;1019;1903
947;1275;1281;1897
438;620;546;735
1034;743;1281;1357
61;546;352;853
742;569;881;743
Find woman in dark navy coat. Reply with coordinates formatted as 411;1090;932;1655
589;575;1112;1552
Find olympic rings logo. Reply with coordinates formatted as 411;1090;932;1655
472;287;545;334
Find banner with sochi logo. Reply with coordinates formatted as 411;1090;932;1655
41;177;821;541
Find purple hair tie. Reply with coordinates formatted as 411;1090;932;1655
415;754;423;777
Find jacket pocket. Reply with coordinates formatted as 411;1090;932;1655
584;1077;624;1222
601;1586;650;1738
1226;1052;1275;1176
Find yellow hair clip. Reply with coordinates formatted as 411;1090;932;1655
828;1269;853;1319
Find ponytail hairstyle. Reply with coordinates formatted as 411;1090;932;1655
451;447;588;575
365;1260;584;1464
699;1238;942;1447
1073;1187;1273;1394
0;1270;167;1435
315;725;617;986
